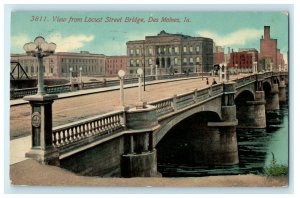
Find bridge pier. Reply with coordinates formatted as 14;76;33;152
265;83;280;111
23;94;59;166
206;82;239;165
279;80;287;102
238;91;266;128
121;105;159;177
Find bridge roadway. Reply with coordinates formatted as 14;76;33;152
10;75;245;140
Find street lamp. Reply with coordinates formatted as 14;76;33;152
118;70;126;107
69;67;73;83
137;68;143;102
23;36;56;95
79;66;82;83
23;36;59;165
235;64;238;79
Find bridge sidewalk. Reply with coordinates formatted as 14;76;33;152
10;135;31;165
10;76;200;106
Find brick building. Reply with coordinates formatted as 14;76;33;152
260;26;279;71
105;56;128;77
213;45;225;65
229;48;259;70
11;51;106;78
126;30;214;75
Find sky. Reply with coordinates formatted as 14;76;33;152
11;11;288;61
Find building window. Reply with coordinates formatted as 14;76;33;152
130;59;134;66
183;58;187;64
189;46;193;53
130;49;134;55
169;47;172;54
136;49;140;55
196;57;200;63
148;59;152;65
148;48;153;55
158;47;161;54
189;57;194;64
174;58;178;65
183;46;187;53
136;59;140;66
175;47;179;54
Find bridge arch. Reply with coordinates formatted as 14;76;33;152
156;110;222;165
235;90;255;106
155;100;222;144
263;81;272;95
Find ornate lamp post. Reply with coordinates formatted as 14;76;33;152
136;68;146;108
23;36;59;165
79;66;82;82
23;36;56;95
69;67;73;83
118;70;126;107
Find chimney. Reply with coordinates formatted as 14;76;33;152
264;26;270;39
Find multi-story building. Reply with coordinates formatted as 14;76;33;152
214;45;225;65
11;51;106;78
260;26;279;71
276;49;285;71
126;30;214;75
229;48;259;70
105;56;128;77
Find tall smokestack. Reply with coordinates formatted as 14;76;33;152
264;26;270;39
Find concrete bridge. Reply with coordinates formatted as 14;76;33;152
23;71;288;177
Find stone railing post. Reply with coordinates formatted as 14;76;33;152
121;105;159;177
172;94;178;111
193;89;197;103
23;94;59;165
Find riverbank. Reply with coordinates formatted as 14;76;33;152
10;159;288;187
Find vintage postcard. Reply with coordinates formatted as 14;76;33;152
9;9;289;189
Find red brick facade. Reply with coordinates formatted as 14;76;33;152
260;26;278;70
214;46;225;65
105;56;128;77
228;49;258;68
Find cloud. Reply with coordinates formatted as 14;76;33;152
101;41;127;56
48;33;95;52
98;30;158;55
11;34;31;53
197;28;262;47
11;33;95;53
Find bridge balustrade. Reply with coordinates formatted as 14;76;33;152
52;110;125;150
149;84;223;119
211;84;223;96
264;72;273;78
82;81;105;89
150;98;174;117
46;84;72;94
11;87;38;99
176;92;195;110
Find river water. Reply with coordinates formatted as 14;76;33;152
157;90;289;177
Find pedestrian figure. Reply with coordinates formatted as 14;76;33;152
206;77;209;85
212;78;217;85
